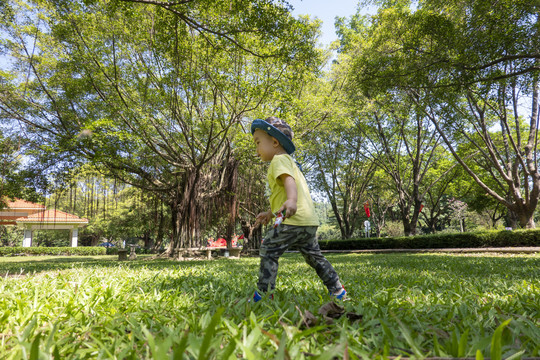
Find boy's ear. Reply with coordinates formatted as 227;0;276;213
272;137;280;148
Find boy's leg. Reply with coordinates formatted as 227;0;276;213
297;226;343;293
257;226;292;292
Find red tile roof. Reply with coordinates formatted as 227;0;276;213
16;209;88;223
3;198;46;210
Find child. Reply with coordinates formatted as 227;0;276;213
250;116;346;302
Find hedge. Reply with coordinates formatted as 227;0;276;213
319;229;540;251
0;246;106;257
3;230;538;256
105;247;161;255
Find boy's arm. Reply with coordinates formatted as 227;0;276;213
278;174;297;218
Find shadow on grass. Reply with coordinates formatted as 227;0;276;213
2;252;539;288
0;255;174;274
0;253;260;276
323;252;540;284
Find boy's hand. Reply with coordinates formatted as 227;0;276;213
278;199;297;219
255;211;273;226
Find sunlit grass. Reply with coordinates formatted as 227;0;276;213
0;252;539;359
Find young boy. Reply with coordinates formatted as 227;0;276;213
251;116;346;302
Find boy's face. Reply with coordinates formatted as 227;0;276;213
253;129;281;162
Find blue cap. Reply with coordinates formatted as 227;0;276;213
250;118;296;154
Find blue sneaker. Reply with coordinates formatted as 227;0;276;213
249;291;273;303
330;286;347;300
252;291;262;303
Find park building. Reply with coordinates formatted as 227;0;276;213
0;198;88;247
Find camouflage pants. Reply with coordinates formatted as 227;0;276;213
257;224;342;293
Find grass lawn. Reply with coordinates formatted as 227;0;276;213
0;252;539;359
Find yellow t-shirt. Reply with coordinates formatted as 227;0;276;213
267;154;319;226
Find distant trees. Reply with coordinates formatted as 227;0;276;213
341;0;540;229
0;0;320;251
3;0;538;245
49;168;170;248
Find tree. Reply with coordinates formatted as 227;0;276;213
0;0;321;252
365;169;397;237
345;0;540;228
308;120;377;239
277;52;378;240
349;94;454;236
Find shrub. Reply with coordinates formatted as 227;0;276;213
0;246;106;256
319;229;540;251
105;247;160;255
382;221;404;237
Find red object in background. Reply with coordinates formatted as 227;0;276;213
207;236;242;247
364;202;371;218
207;237;227;247
419;204;424;212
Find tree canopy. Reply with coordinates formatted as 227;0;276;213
2;0;540;249
0;0;321;249
341;0;540;228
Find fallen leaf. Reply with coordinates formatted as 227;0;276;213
323;315;334;325
302;310;318;328
318;301;345;319
345;312;363;322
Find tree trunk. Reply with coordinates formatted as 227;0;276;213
504;208;519;229
328;199;347;239
143;231;153;249
167;169;203;254
154;201;165;251
518;210;536;229
399;197;417;236
240;219;261;252
224;159;239;248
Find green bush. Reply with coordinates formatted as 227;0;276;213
0;246;106;256
105;247;159;255
105;247;119;255
319;229;540;250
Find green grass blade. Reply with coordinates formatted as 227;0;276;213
198;307;224;360
490;319;512;360
458;328;469;357
29;333;40;360
475;349;484;360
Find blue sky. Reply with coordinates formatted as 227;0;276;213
287;0;362;46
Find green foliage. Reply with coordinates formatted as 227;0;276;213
320;229;540;251
0;253;538;357
316;224;341;241
0;0;323;248
0;246;105;256
104;247;159;255
341;0;540;229
0;226;22;247
0;131;42;205
382;220;404;237
31;230;71;247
